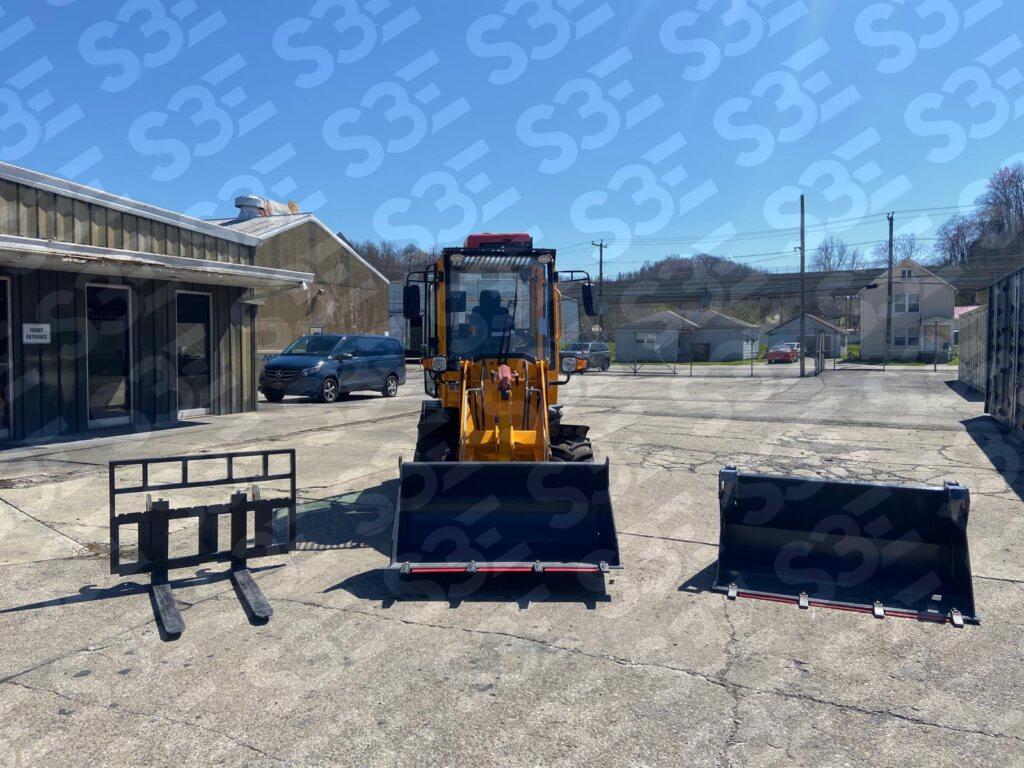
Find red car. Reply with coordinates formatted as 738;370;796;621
766;343;800;363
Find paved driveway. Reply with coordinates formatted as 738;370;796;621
0;369;1020;766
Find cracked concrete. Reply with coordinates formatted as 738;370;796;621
0;368;1022;766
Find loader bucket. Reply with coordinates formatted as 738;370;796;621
713;468;978;624
391;460;620;573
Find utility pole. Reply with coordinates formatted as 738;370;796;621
591;239;605;339
885;212;894;368
799;194;806;377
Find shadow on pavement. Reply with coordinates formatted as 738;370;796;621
0;418;208;451
0;564;284;616
295;479;397;557
961;415;1024;502
678;560;718;595
328;569;612;610
945;380;985;402
261;393;380;406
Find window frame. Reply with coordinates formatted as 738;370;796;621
175;289;213;420
0;277;11;439
894;292;920;314
85;283;134;429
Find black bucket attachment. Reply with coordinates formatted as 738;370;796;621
714;468;978;625
391;460;620;574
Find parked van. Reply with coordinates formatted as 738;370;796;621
260;334;406;403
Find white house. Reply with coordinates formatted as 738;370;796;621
859;258;955;361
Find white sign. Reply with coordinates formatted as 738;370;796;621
22;324;51;344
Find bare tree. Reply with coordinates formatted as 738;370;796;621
345;237;436;280
977;163;1024;238
870;233;925;265
935;214;982;265
812;236;866;271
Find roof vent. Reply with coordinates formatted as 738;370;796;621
234;195;265;221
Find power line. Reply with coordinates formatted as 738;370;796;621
555;203;982;253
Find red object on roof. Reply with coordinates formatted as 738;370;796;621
954;305;980;319
464;233;533;248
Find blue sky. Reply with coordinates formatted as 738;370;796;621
3;1;1023;276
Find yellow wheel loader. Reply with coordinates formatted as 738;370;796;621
391;233;621;576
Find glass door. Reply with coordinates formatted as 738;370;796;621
0;278;10;439
176;291;211;417
87;285;132;428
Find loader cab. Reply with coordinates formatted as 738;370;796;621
444;252;555;365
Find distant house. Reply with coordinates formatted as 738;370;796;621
859;258;955;361
766;314;848;358
614;311;698;364
614;309;758;363
677;309;760;361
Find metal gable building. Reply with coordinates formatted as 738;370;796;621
0;163;313;443
210;200;389;357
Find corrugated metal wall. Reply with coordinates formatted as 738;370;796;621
1;268;253;441
0;178;252;263
957;306;987;393
0;175;262;441
986;270;1024;431
254;222;388;354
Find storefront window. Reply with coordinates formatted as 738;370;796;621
177;292;211;415
0;280;9;437
87;285;131;426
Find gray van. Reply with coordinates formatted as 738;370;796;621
260;334;407;403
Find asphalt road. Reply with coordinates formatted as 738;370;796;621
0;366;1020;767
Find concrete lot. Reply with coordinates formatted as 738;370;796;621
0;367;1021;767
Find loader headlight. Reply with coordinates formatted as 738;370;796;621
431;355;448;372
560;356;578;373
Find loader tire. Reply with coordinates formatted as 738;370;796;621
550;435;595;463
413;401;458;462
413;432;457;462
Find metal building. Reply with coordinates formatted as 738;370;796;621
957;305;987;394
986;267;1024;432
211;198;389;358
0;163;312;443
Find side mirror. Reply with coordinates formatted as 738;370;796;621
333;352;353;361
446;291;467;313
403;284;421;320
581;283;597;317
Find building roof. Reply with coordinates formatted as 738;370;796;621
0;233;312;290
0;162;259;247
863;257;952;291
617;310;700;332
207;212;313;238
767;313;846;335
677;308;758;329
954;305;980;319
209;212;388;284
